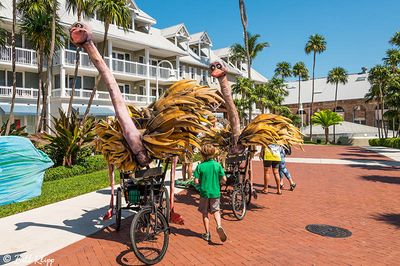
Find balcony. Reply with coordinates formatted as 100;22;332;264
0;86;38;99
52;88;154;104
60;50;177;81
0;46;37;67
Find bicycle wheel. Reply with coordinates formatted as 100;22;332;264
115;187;122;231
243;179;252;206
159;185;170;222
231;187;247;220
130;209;169;265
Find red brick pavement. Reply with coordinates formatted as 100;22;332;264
41;146;400;265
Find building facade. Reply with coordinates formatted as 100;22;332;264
0;0;267;133
283;70;380;128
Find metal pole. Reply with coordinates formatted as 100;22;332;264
156;63;159;100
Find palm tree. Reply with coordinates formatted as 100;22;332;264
5;0;17;135
367;65;391;138
230;32;269;80
292;61;309;118
274;61;292;80
83;0;131;120
65;0;94;118
264;77;288;113
252;83;268;113
390;32;400;47
238;0;250;79
19;4;65;132
383;48;400;73
232;77;254;122
311;109;343;144
305;34;327;140
327;67;348;143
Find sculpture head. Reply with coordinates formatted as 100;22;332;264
209;61;227;78
69;22;92;47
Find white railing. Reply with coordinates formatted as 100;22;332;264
0;46;37;67
111;57;147;77
62;49;178;80
0;86;38;99
52;88;150;104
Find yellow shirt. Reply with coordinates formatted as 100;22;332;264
263;145;281;162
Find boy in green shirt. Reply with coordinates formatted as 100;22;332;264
194;144;227;242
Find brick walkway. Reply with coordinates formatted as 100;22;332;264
41;146;400;265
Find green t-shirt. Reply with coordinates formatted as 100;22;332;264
193;159;225;198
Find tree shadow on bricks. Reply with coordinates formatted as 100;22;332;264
360;175;400;185
371;213;400;228
349;164;400;172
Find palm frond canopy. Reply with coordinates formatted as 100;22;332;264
229;32;269;65
274;61;292;79
66;0;95;19
389;32;400;47
292;62;309;80
368;65;391;87
311;110;343;129
94;0;132;30
327;67;348;85
305;34;327;54
17;0;53;15
383;48;400;70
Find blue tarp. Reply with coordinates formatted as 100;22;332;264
0;136;53;206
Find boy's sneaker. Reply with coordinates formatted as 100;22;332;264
201;233;211;242
216;226;227;242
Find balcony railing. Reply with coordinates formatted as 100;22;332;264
0;86;38;99
52;88;155;104
0;46;37;67
61;49;177;81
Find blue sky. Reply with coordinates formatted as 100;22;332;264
138;0;400;80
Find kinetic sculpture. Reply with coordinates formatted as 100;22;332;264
69;22;224;223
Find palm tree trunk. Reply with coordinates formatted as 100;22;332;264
379;90;385;138
239;0;251;80
83;22;109;120
5;0;17;136
376;102;381;138
310;51;316;140
324;127;329;144
35;50;43;132
333;82;338;143
66;48;81;118
42;0;57;132
297;76;301;111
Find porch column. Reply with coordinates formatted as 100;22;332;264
60;67;66;97
198;41;201;57
108;39;113;71
145;48;151;104
176;56;180;79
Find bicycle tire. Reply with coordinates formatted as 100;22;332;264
231;187;247;220
130;208;169;265
115;187;122;231
159;185;170;222
243;179;252;206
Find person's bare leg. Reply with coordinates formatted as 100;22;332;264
182;163;187;181
203;214;210;234
263;166;270;193
213;210;222;227
188;162;193;179
273;167;282;194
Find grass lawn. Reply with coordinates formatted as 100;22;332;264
0;169;119;218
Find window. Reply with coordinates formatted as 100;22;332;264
139;86;145;95
356;77;366;82
54;74;60;89
138;56;145;64
179;65;184;78
65;75;81;89
118;84;130;94
189;67;195;79
25;72;39;89
112;52;130;61
0;70;5;86
83;76;95;90
202;69;207;82
7;71;23;87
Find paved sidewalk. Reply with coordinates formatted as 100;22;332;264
0;167;188;265
364;146;400;161
40;145;400;265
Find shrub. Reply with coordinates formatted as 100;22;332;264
369;138;400;149
44;155;107;182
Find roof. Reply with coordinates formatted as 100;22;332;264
0;103;37;116
213;47;231;58
283;73;370;105
240;65;268;83
73;105;115;117
189;32;212;46
301;121;380;137
135;8;156;25
161;24;190;39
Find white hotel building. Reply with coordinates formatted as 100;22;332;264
0;0;267;133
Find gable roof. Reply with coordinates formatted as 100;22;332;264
189;32;212;46
161;23;190;39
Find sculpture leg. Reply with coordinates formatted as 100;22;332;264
103;163;115;220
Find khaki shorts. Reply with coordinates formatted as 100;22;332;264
198;197;220;215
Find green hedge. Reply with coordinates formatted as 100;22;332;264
44;155;107;182
369;138;400;149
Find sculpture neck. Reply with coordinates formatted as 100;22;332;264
217;75;229;90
